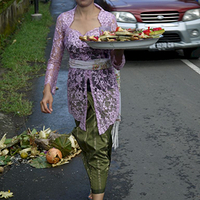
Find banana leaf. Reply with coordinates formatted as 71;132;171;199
0;156;11;166
31;128;37;135
115;31;133;36
4;138;13;145
30;156;51;168
149;29;165;36
118;36;132;41
5;136;20;149
99;35;118;39
19;131;31;148
50;134;72;157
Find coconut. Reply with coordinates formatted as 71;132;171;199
46;148;62;164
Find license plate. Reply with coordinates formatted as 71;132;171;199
149;42;174;50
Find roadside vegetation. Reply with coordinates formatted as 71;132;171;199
0;2;52;116
0;0;21;13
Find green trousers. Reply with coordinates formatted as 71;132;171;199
72;92;113;194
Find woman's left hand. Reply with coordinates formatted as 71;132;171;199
113;49;124;57
111;49;124;66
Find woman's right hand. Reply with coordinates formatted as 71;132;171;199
40;84;53;114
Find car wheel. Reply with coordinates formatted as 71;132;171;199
183;48;200;59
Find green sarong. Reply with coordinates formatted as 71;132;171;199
72;92;113;194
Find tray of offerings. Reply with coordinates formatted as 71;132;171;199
79;27;165;50
85;38;160;49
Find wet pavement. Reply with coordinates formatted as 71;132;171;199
0;1;130;200
1;0;200;200
0;1;91;200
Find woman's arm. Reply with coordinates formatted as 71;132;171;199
41;14;65;113
109;13;126;70
44;14;65;95
111;49;125;70
40;83;53;113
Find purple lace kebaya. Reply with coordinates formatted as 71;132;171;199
45;4;125;135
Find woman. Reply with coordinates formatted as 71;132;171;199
40;0;125;199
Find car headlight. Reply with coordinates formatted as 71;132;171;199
183;9;200;21
112;12;136;23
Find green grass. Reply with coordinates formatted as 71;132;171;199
0;2;52;116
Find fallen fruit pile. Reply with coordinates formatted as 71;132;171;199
0;127;81;171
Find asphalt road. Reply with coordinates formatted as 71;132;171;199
1;0;200;199
119;51;200;200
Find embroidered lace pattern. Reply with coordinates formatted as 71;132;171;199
45;4;125;135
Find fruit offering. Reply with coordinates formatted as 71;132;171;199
79;27;165;42
46;148;62;164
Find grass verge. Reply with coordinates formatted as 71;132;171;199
0;2;52;116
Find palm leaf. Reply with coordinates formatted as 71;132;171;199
50;134;72;157
0;156;11;166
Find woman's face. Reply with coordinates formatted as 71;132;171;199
76;0;94;7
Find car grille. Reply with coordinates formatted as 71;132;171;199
141;12;179;23
157;32;181;43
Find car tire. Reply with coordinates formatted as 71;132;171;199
183;48;200;59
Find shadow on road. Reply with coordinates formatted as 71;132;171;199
124;49;185;61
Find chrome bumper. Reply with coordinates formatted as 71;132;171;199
117;19;200;50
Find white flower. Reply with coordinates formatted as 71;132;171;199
39;126;51;139
68;135;79;149
0;190;14;199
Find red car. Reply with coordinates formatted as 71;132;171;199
96;0;200;59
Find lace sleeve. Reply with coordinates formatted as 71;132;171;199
110;14;117;32
44;14;65;94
